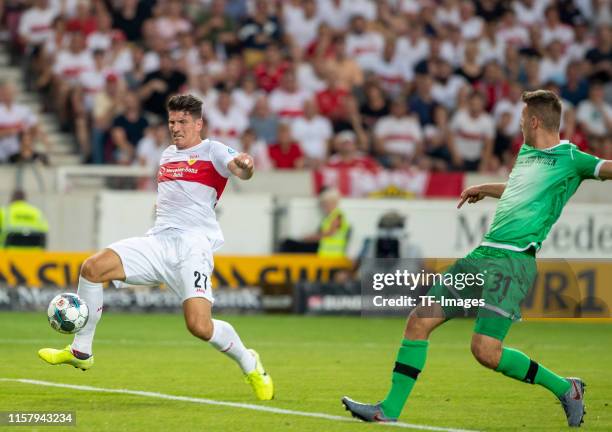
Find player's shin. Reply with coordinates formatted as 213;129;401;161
495;347;571;397
209;319;256;373
71;276;103;356
380;339;429;419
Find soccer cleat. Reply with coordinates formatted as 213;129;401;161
244;349;274;401
558;377;586;427
341;397;397;423
38;345;94;371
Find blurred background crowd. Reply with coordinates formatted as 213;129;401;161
2;0;611;176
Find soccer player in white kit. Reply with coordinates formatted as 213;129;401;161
38;94;274;401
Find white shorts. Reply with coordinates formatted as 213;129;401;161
107;229;214;303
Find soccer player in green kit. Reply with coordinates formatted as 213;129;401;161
342;90;612;427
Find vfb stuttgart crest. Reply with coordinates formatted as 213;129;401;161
188;154;199;165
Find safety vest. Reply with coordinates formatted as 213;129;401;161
317;208;349;258
0;200;49;249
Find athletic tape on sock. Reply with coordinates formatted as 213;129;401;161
393;362;421;380
523;360;539;384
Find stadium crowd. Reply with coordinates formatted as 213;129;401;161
3;0;612;175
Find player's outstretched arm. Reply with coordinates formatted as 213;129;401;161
598;160;612;180
228;153;255;180
457;183;506;209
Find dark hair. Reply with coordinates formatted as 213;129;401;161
521;90;562;132
11;189;26;202
468;90;485;101
166;94;203;120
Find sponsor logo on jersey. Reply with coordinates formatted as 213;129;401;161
228;148;236;154
158;159;229;199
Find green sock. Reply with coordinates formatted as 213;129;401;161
496;347;570;397
380;339;428;418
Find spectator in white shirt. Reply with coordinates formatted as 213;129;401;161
497;9;530;49
458;0;484;40
207;88;249;151
107;30;133;76
435;0;461;27
478;19;505;65
136;120;169;172
42;16;68;58
53;32;94;84
285;0;320;51
450;91;495;172
539;40;570;86
233;75;263;116
541;5;575;48
576;82;612;144
154;0;192;49
374;98;423;166
52;32;94;127
566;17;594;61
345;15;384;72
269;70;312;119
86;12;113;52
431;59;467;111
290;99;333;167
347;0;377;22
513;0;549;27
372;37;412;97
317;0;352;31
394;23;429;72
0;82;41;162
135;119;169;189
18;0;57;52
188;73;218;110
240;128;272;171
493;82;524;138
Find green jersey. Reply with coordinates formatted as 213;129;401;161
483;140;604;251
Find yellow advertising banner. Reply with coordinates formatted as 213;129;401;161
0;252;609;317
0;252;351;289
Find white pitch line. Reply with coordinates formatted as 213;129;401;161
0;378;480;432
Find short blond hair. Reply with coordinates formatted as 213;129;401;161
521;90;562;132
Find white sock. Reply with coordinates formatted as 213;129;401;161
209;319;256;373
71;276;103;356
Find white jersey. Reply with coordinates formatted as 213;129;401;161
0;103;37;161
148;138;235;251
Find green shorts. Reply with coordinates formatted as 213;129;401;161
427;245;537;341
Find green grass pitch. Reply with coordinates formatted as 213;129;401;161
1;312;610;431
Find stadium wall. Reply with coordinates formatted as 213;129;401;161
0;190;610;258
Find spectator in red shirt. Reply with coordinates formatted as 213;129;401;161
306;22;335;60
474;61;510;112
316;74;349;123
254;43;290;92
268;122;304;169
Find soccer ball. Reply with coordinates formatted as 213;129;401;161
47;293;89;334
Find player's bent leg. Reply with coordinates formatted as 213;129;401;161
343;304;446;422
80;248;127;283
183;298;274;401
39;249;126;369
470;333;502;369
183;297;215;341
473;318;585;427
